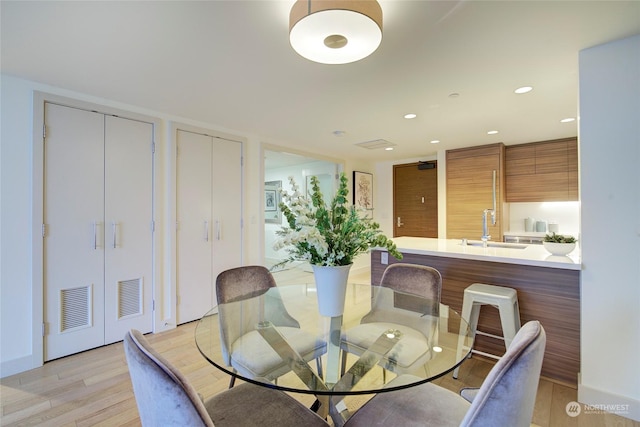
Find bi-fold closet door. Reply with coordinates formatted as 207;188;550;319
43;103;154;361
176;129;242;324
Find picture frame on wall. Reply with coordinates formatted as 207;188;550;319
265;181;282;224
353;171;373;210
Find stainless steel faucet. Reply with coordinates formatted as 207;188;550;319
481;170;498;247
481;208;496;247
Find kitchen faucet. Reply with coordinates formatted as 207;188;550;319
481;170;498;248
481;208;496;247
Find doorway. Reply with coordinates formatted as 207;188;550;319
263;150;341;268
393;162;438;238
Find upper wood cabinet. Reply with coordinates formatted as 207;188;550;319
446;143;505;240
505;137;578;202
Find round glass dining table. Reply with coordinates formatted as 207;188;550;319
195;283;474;426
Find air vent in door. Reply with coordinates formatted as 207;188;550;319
60;285;92;333
118;278;142;319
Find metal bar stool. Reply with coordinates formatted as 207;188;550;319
453;283;521;379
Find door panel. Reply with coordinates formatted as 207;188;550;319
176;130;214;324
212;138;243;288
393;163;438;238
103;116;154;344
44;103;105;360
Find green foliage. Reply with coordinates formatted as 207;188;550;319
544;232;577;243
275;173;403;267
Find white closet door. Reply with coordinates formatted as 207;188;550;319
103;116;154;344
212;138;243;285
44;103;105;360
176;130;214;324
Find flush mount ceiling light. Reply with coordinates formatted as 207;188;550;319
289;0;383;64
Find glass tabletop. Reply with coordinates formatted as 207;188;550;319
195;283;474;397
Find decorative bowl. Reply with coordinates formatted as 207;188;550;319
543;241;576;256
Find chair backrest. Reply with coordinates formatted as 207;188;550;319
364;263;442;325
215;265;300;365
461;320;546;427
123;329;214;427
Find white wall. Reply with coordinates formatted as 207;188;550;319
578;34;640;421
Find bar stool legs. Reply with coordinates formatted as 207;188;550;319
453;283;521;379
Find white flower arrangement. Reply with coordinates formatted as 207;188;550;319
274;173;402;267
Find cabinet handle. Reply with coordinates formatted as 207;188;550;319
491;170;497;225
204;220;209;242
492;170;497;214
215;220;221;241
93;221;98;250
112;222;117;249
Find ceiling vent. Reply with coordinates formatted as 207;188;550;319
355;139;396;150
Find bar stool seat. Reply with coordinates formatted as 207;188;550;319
453;283;521;379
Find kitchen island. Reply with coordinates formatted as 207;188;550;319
372;236;581;386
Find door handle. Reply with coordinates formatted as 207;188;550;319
112;221;118;249
397;217;404;227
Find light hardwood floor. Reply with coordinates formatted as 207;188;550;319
2;265;637;426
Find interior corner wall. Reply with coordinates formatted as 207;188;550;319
578;34;640;421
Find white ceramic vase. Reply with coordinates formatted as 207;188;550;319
312;264;352;317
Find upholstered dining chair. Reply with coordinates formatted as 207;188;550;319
340;263;442;376
124;329;328;427
216;265;327;387
344;320;546;427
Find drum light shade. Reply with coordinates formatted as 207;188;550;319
289;0;383;65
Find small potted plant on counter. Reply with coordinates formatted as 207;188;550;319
543;232;577;256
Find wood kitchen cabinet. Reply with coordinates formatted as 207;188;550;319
446;143;505;240
505;137;578;202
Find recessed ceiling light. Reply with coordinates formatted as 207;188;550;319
385;147;394;151
487;130;499;135
560;118;576;123
514;86;533;94
404;113;417;119
332;130;346;136
448;93;460;98
430;140;440;144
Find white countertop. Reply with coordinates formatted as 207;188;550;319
385;237;581;271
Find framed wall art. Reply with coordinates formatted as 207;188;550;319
353;171;373;210
265;180;282;224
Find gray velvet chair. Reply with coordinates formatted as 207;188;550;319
340;263;442;375
216;265;326;387
124;329;328;427
344;320;546;427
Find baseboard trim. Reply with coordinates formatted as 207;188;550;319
578;375;640;421
1;354;39;378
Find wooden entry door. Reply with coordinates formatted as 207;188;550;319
393;162;438;238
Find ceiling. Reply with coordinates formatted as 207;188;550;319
2;1;639;165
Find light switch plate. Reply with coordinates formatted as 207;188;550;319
381;252;389;264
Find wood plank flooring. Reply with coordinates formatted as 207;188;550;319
2;265;638;426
